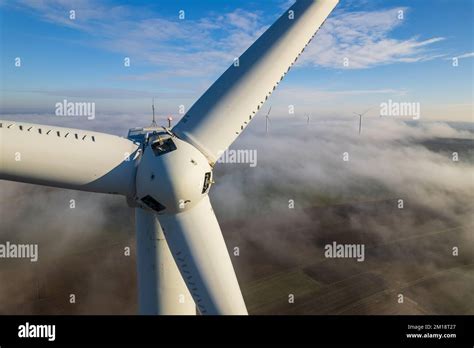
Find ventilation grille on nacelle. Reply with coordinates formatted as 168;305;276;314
141;195;166;213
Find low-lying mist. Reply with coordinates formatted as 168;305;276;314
0;115;472;314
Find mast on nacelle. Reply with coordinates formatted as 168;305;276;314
151;98;157;127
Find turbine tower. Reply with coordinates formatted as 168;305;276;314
0;0;339;315
265;106;272;133
353;108;371;135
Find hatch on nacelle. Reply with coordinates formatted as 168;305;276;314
127;126;166;146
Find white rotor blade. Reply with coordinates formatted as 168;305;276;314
0;120;139;195
158;195;247;315
173;0;339;164
135;208;195;315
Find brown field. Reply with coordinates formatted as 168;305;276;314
1;197;472;315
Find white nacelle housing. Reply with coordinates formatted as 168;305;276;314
135;134;213;215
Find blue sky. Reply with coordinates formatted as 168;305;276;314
0;0;472;125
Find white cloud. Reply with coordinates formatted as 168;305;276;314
270;87;407;110
300;8;445;69
10;1;447;76
457;52;474;59
15;88;193;99
11;0;268;80
15;0;128;30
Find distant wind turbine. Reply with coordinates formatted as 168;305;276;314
306;114;310;124
353;108;371;134
265;106;272;133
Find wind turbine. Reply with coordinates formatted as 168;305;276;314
353;108;371;135
0;0;339;315
306;114;311;124
265;106;272;133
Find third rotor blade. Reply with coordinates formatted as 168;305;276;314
158;195;247;315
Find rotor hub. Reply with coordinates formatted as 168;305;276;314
135;135;213;214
